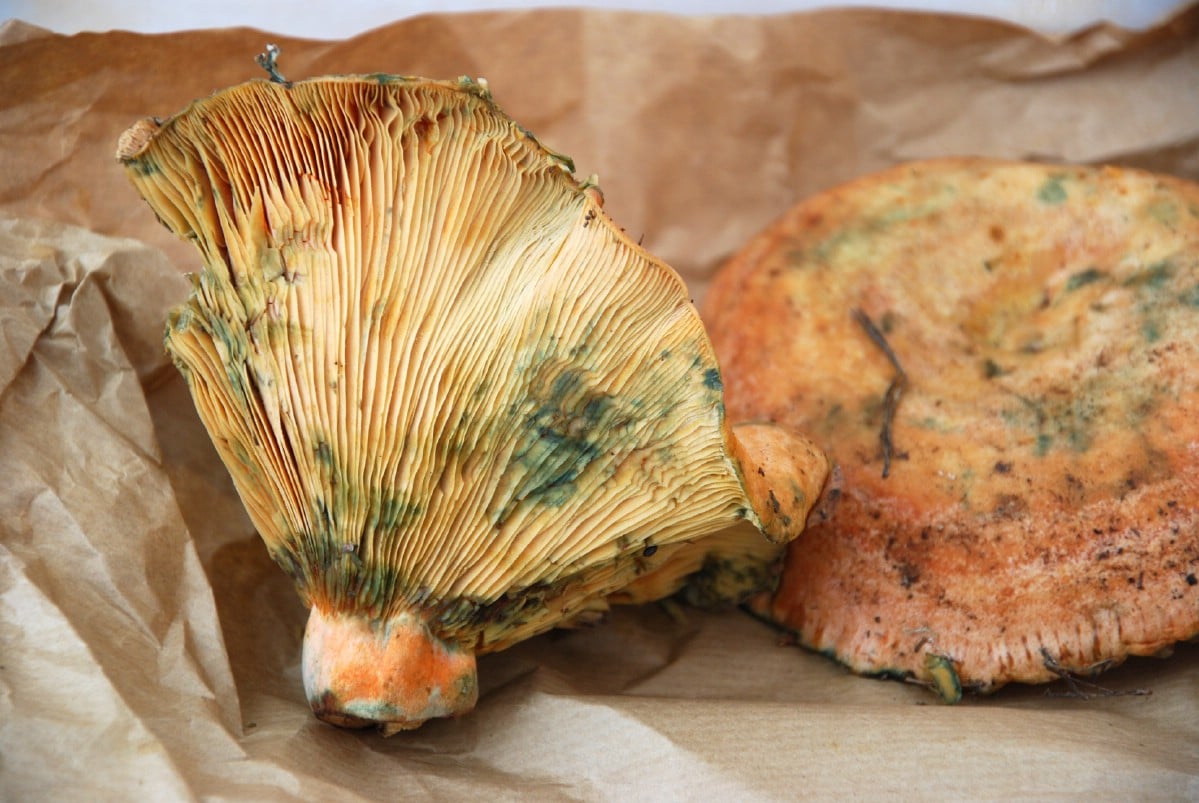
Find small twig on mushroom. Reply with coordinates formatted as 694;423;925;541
255;44;291;86
853;308;906;478
1040;649;1151;699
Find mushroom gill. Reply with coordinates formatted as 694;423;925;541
117;74;827;733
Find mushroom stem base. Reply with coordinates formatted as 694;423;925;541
302;606;478;734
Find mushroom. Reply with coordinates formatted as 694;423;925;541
705;157;1199;699
117;74;827;733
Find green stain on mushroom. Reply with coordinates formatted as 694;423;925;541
1065;268;1106;292
367;73;408;85
498;369;619;515
681;552;780;607
314;440;334;468
1036;176;1068;205
128;156;160;177
1125;260;1173;290
1145;198;1179;227
375;493;423;531
925;653;963;703
229;438;257;473
202;316;250;403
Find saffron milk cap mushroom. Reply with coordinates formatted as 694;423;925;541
705;158;1199;700
117;71;827;733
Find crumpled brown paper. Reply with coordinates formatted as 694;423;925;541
1;7;1198;800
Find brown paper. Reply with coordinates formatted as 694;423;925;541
1;8;1198;799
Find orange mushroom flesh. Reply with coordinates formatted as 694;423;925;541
118;75;827;732
705;158;1199;699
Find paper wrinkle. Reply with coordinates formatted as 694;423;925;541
1;7;1198;799
465;691;765;801
0;219;256;797
5;353;230;719
0;247;67;393
975;23;1133;78
0;19;51;46
0;545;197;801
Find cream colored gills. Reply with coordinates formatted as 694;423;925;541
119;74;827;732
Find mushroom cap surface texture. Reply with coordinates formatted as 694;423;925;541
118;75;827;732
704;158;1199;699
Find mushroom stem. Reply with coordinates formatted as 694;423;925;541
302;606;478;734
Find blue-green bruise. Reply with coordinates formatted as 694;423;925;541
681;552;780;608
925;653;963;703
1145;198;1179;227
1064;267;1106;292
1124;259;1174;290
1180;283;1199;308
492;333;721;527
1124;259;1189;344
1000;361;1165;464
1002;390;1103;458
200;312;250;405
127;156;160;177
313;439;334;468
500;368;621;516
1035;432;1054;456
1036;175;1068;205
366;73;409;85
268;431;428;615
277;509;414;618
702;367;723;392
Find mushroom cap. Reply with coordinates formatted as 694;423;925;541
118;75;827;729
705;158;1199;697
